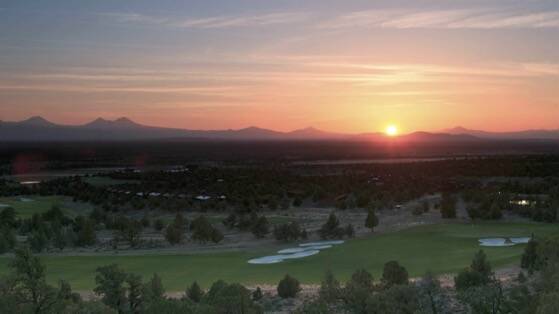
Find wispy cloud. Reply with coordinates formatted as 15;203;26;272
103;12;310;29
321;8;559;29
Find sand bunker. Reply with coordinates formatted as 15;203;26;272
277;248;308;254
249;240;344;264
247;255;286;264
0;204;10;208
19;198;34;202
510;237;531;244
479;237;531;247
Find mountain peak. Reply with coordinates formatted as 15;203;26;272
114;117;136;125
84;117;140;128
20;116;55;127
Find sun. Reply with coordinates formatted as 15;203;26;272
385;125;398;137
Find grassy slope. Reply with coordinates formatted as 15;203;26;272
0;196;92;218
0;222;555;290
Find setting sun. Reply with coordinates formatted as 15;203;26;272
385;125;399;137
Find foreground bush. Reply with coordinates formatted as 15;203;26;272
277;275;301;299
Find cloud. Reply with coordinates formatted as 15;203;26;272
103;12;310;29
321;8;559;29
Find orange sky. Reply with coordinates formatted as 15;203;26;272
1;1;558;133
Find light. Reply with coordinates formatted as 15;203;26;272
385;125;398;136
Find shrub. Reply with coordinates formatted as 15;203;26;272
165;224;184;245
366;285;419;314
318;213;345;239
319;270;341;303
252;287;263;301
454;250;493;290
277;275;301;299
187;281;204;302
440;193;456;219
343;269;374;313
382;261;409;288
345;224;355;238
154;219;165;231
273;222;304;242
251;216;270;239
205;281;261;313
365;207;379;232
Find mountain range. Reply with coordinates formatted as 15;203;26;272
1;116;558;142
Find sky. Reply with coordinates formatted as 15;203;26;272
0;0;558;133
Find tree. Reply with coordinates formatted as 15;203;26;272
471;250;492;278
422;201;430;213
53;227;76;251
318;213;344;239
381;261;409;288
165;224;184;245
319;270;341;303
277;275;301;299
191;216;222;243
521;238;538;272
210;228;224;244
8;248;62;313
0;228;16;254
251;216;270;239
365;207;379;232
154;219;165;231
455;250;493;291
458;280;506;314
94;264;128;312
366;285;420;314
222;213;237;229
27;230;48;253
345;224;355;238
343;269;374;313
440;194;456;219
417;272;448;314
143;273;165;306
206;282;261;314
126;274;144;313
0;207;16;228
273;222;304;242
117;220;143;248
252;287;263;301
141;214;150;228
76;218;96;246
187;281;204;302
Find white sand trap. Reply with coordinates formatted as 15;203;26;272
248;255;286;265
282;250;320;260
248;250;320;264
20;181;41;185
479;238;515;247
249;240;345;264
278;248;308;254
0;204;10;208
510;237;531;244
19;198;34;202
299;240;344;247
277;245;332;254
303;245;332;250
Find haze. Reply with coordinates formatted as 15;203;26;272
1;0;558;133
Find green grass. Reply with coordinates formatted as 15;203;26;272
0;196;92;218
0;222;556;291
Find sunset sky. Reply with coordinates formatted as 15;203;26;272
0;0;558;133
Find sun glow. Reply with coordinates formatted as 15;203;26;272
385;125;398;136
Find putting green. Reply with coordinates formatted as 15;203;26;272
0;222;555;291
